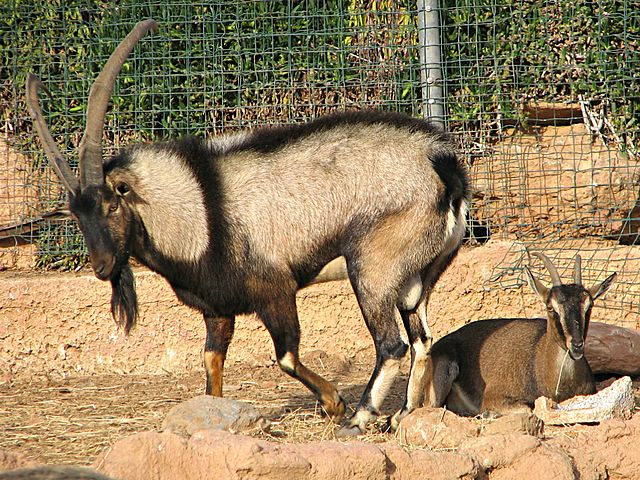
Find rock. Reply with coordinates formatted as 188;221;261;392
0;466;116;479
161;395;269;437
94;429;482;480
488;444;576;480
382;444;480;480
534;376;634;425
92;412;640;480
286;439;388;480
462;432;577;479
480;413;544;437
548;414;640;479
100;429;387;480
162;395;269;436
461;433;540;471
396;407;478;449
586;322;640;376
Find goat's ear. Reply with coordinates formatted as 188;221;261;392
590;272;617;300
525;266;548;300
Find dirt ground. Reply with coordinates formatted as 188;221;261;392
0;363;395;466
1;243;639;469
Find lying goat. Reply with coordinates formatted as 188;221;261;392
26;20;469;434
422;252;616;416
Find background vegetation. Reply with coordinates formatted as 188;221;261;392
1;0;637;268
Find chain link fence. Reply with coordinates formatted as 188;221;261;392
1;0;639;326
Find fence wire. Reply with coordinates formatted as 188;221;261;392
1;0;639;327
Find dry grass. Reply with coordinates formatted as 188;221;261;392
0;375;187;465
0;360;401;466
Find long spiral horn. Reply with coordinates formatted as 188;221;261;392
26;74;80;194
78;19;158;189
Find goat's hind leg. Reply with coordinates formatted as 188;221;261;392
389;248;463;429
203;315;235;396
388;299;432;430
338;278;408;436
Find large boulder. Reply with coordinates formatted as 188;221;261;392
586;322;640;376
93;429;482;480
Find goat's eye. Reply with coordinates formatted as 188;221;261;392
115;182;130;196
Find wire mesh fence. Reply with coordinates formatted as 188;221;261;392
441;0;639;328
1;1;639;326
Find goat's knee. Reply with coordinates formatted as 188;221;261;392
276;351;296;375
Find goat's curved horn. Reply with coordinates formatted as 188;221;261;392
573;255;582;285
78;19;158;190
531;252;562;287
26;74;80;194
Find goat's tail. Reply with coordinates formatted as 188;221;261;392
438;150;469;246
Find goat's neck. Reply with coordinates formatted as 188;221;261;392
538;317;580;399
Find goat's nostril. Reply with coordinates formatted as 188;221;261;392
92;262;109;279
570;341;584;355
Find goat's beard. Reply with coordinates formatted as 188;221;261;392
110;263;139;335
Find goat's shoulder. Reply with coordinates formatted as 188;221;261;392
106;137;216;181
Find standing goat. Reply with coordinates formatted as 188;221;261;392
422;252;616;416
26;20;469;435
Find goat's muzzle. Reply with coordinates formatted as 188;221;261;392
568;339;585;360
91;255;117;281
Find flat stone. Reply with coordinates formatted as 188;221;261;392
534;376;634;425
161;395;269;437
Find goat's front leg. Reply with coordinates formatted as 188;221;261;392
203;315;235;396
257;293;346;421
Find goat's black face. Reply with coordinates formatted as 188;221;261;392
547;285;591;360
70;184;134;281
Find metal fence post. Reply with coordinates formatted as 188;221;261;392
417;0;444;127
